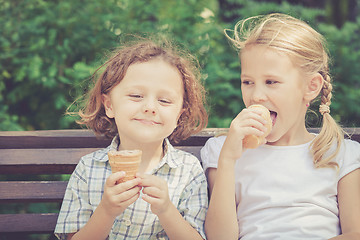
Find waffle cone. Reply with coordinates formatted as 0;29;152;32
108;149;142;183
243;105;272;149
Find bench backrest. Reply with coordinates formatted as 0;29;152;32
0;128;224;235
0;128;359;235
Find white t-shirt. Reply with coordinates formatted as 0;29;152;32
201;135;360;240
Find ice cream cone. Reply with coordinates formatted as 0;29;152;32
243;105;272;149
107;149;142;183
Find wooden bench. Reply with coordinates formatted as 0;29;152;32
0;128;225;237
0;128;359;237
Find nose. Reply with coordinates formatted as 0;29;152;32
251;85;267;103
143;98;157;114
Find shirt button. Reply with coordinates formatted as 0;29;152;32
125;219;131;226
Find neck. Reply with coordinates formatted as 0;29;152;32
118;140;165;173
268;123;314;146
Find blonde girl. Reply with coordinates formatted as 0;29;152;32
201;13;360;240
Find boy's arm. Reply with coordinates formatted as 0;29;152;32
138;173;205;240
68;202;119;240
69;172;141;240
156;202;204;240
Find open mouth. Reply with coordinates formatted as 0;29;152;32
270;111;277;126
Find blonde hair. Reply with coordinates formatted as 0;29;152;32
73;38;208;143
226;13;344;168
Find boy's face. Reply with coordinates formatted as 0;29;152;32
240;45;310;145
102;59;184;149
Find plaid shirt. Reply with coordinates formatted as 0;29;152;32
55;136;208;240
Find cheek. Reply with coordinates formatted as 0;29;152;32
241;89;251;106
168;107;184;126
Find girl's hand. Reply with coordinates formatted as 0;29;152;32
137;173;171;216
99;171;142;219
221;107;269;161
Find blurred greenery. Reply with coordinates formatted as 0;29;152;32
1;0;360;239
0;0;359;132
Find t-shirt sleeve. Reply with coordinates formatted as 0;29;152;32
338;139;360;180
54;158;92;239
200;135;226;174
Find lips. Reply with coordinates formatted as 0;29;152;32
134;118;161;125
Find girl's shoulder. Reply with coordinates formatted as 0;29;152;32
338;138;360;158
337;138;360;179
200;135;227;170
201;135;227;157
203;135;227;149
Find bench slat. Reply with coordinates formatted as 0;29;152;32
0;181;67;203
0;148;99;174
0;129;223;149
0;213;58;233
0;146;203;174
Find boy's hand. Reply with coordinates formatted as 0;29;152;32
100;171;141;219
137;173;171;216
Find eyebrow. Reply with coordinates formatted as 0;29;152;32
240;73;281;79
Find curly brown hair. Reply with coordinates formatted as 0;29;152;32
75;37;208;143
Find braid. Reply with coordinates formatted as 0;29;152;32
319;74;332;115
310;73;344;168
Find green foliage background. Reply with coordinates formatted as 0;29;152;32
1;0;360;132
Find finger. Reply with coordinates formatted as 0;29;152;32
116;186;142;203
124;191;141;205
114;177;142;193
241;118;268;133
137;174;162;187
106;172;125;187
237;108;269;125
108;185;141;205
136;173;153;180
141;193;158;205
116;191;140;207
142;186;162;198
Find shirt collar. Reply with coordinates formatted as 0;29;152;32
96;135;182;169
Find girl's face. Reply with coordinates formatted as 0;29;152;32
103;59;184;149
240;45;310;146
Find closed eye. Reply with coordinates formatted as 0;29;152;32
159;99;172;104
128;94;143;101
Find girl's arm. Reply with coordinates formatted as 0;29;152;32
204;156;239;240
205;108;269;240
329;169;360;240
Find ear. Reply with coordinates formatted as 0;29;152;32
303;73;324;103
102;94;115;119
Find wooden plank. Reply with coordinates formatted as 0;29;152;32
0;131;111;149
0;148;100;174
1;128;358;149
0;146;203;174
0;181;67;203
0;213;58;233
0;128;225;149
